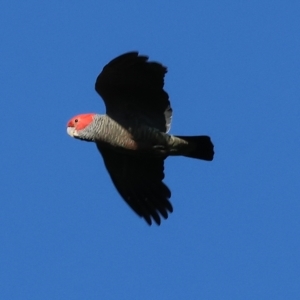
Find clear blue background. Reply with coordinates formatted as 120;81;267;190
1;1;299;299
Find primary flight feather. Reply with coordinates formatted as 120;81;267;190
67;52;214;225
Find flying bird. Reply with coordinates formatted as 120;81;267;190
67;52;214;225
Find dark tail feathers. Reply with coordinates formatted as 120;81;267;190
176;135;214;161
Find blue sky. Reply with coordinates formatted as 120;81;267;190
1;1;300;299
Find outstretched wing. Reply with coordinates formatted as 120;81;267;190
95;52;172;132
97;144;173;225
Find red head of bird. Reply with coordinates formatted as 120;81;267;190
66;113;96;138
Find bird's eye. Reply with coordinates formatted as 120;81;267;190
74;119;78;123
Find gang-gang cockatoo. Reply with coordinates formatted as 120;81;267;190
67;52;214;225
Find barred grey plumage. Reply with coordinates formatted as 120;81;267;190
67;52;214;226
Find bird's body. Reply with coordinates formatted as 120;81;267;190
69;113;203;157
67;52;214;225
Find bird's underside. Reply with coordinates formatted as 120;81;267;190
67;51;214;226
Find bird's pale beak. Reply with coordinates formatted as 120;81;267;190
67;127;78;137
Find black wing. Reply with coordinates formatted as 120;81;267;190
95;52;172;132
97;144;173;225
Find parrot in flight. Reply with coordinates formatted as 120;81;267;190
67;52;214;225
